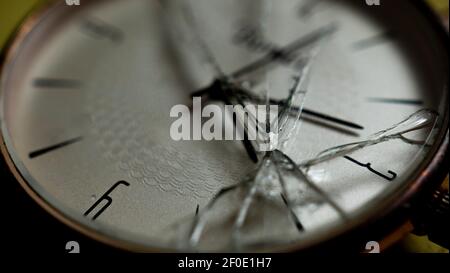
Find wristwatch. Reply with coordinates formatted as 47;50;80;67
0;0;448;252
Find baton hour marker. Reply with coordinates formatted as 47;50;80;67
29;137;83;159
33;78;81;89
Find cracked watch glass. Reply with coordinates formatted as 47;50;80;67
0;0;448;252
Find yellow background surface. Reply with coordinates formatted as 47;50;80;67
0;0;448;253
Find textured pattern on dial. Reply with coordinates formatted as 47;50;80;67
86;87;248;199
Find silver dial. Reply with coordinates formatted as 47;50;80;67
0;0;448;252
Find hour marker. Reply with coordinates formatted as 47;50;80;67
84;181;130;221
352;31;395;51
344;156;397;181
33;78;81;88
368;98;424;105
29;136;83;159
81;18;124;43
195;204;199;216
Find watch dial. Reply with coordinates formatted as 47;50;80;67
0;0;448;251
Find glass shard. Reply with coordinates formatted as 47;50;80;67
300;109;439;168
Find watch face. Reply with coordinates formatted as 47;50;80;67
0;0;448;252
